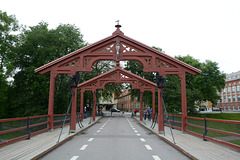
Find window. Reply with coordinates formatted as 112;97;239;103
233;95;236;102
223;88;226;93
232;86;235;92
228;96;231;102
238;95;240;101
233;106;236;110
224;106;227;110
224;96;226;102
238;105;240;110
228;106;231;110
228;87;231;92
237;85;240;91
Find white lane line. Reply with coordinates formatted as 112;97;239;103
100;127;103;129
145;145;152;150
137;134;141;136
88;138;94;142
70;156;79;160
97;130;101;132
152;155;161;160
134;130;138;133
132;128;135;130
140;138;146;142
80;145;88;150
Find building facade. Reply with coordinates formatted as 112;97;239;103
217;71;240;111
98;93;115;111
116;90;140;111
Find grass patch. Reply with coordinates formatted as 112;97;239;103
187;113;240;138
228;139;240;146
191;113;240;121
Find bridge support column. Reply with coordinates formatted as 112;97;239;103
180;72;187;132
158;89;164;133
152;89;155;121
140;90;143;121
48;72;57;130
70;88;77;131
92;90;96;121
80;89;84;120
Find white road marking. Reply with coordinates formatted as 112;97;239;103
145;145;152;150
134;130;138;133
80;145;88;150
137;134;141;136
152;155;161;160
88;138;94;142
100;127;103;129
133;128;135;129
97;130;101;132
70;156;79;160
140;138;146;142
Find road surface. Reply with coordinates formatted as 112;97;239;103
40;116;189;160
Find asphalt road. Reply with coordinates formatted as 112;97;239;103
40;116;190;160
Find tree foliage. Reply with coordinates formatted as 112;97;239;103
124;49;226;114
1;21;87;118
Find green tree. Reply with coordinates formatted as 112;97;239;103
174;55;226;114
0;10;19;75
0;11;20;118
6;22;87;117
124;48;226;114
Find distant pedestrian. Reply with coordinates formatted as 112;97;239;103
144;109;147;120
147;108;152;120
134;109;137;115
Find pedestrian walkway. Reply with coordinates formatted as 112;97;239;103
135;117;240;160
0;117;102;160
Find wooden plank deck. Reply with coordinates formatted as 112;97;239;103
0;117;101;160
138;118;240;160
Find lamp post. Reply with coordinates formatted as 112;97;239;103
116;43;120;59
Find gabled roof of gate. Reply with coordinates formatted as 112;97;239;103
35;25;201;75
77;66;157;90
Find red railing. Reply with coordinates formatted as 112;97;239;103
0;113;82;148
186;116;240;151
164;115;240;151
0;115;48;147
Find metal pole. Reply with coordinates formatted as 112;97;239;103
26;116;31;140
203;118;208;141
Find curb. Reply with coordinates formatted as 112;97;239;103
134;118;198;160
31;117;103;160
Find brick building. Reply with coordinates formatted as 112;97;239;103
116;90;140;111
217;71;240;111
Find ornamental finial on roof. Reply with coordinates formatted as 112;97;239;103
113;20;124;35
115;20;121;28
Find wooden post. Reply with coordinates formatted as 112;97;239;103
70;87;77;131
158;88;164;133
140;90;143;121
181;72;187;132
80;89;84;120
152;89;155;121
48;71;56;130
93;90;96;121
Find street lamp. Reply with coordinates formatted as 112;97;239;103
116;43;120;59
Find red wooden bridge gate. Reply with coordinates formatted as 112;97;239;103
35;24;201;133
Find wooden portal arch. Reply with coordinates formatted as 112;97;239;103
76;66;157;127
35;25;201;132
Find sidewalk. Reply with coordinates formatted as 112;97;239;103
135;117;240;160
0;116;102;160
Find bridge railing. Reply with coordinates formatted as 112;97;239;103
0;115;48;147
0;113;82;148
164;115;240;151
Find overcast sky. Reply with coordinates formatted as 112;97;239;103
1;0;240;74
